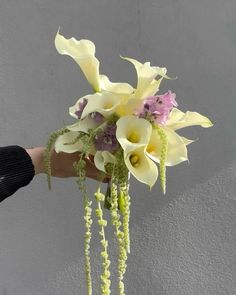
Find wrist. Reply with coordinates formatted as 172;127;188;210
25;147;46;175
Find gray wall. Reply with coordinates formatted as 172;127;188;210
0;0;235;294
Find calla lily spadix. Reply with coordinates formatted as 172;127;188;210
116;115;152;154
124;146;158;189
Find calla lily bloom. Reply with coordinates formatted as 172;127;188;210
66;116;99;133
69;92;123;120
54;130;94;154
55;30;134;94
166;108;213;130
94;151;116;173
120;56;177;99
116;115;152;154
124;146;158;189
146;126;194;166
146;108;213;166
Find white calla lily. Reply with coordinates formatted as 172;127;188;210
54;130;83;153
66;116;99;133
166;108;213;130
55;29;100;92
80;91;122;119
116;116;152;154
94;151;116;173
146;126;195;166
55;30;135;94
124;146;158;189
54;130;95;154
99;74;134;95
121;56;177;99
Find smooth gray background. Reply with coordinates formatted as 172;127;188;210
0;0;235;294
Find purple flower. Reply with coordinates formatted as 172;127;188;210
94;124;119;151
136;90;178;125
89;112;105;123
75;98;88;119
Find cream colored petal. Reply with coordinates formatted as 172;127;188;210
55;29;100;91
66;116;98;133
140;76;163;98
116;116;152;153
121;56;176;99
99;74;134;95
69;95;91;119
94;151;116;173
146;127;190;166
115;98;143;117
166;108;213;130
54;130;83;153
124;147;158;189
121;56;159;98
80;92;122;119
180;136;196;146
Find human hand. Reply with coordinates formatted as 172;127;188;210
26;147;110;183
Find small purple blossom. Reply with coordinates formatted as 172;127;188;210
89;112;105;123
136;90;178;125
75;98;88;119
94;124;119;151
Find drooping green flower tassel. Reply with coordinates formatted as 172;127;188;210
155;125;168;194
118;165;131;255
110;163;128;295
73;158;93;295
43;127;70;190
95;186;111;295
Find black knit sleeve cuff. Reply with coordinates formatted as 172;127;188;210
0;145;35;202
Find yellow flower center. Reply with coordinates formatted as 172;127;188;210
127;131;140;143
129;154;140;167
104;102;113;109
147;144;156;153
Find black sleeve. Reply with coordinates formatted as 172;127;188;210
0;145;35;203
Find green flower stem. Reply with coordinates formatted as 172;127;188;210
95;186;111;295
154;125;168;194
73;158;93;295
43;127;70;190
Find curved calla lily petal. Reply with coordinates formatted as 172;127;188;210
94;151;116;173
120;56;176;99
180;136;196;146
55;29;101;92
116;115;152;153
80;91;122;119
99;74;134;96
66;116;99;133
54;130;84;153
124;146;158;189
54;130;95;154
146;126;195;166
166;108;213;130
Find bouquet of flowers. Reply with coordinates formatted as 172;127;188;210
43;29;213;295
